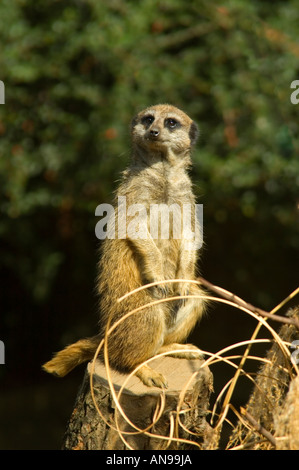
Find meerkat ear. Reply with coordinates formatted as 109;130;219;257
189;121;199;146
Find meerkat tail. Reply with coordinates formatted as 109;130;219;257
42;335;101;377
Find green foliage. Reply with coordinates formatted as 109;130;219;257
0;0;298;309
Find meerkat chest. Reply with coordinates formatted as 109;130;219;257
167;171;193;204
141;167;193;206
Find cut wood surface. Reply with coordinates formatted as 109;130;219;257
89;356;209;394
63;356;213;450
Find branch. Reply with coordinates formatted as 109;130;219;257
240;408;277;448
197;277;299;330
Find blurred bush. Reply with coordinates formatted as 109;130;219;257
0;0;298;376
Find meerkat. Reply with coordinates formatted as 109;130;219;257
43;104;206;388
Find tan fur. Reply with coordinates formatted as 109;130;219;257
43;104;206;388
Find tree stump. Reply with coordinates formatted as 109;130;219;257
62;357;213;450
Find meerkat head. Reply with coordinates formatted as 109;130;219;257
131;104;199;157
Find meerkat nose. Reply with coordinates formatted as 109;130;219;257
149;128;160;138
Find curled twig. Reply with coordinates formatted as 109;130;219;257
88;277;298;450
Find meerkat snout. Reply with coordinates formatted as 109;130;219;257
147;127;160;139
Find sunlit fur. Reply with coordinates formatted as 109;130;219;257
43;104;206;388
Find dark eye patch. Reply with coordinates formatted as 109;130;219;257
164;117;181;131
141;114;155;128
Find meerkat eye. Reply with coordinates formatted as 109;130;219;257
165;118;180;130
141;115;155;128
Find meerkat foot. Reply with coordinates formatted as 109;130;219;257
135;364;168;388
159;343;204;360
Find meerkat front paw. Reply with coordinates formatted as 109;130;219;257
147;279;171;299
135;364;168;388
174;281;190;307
